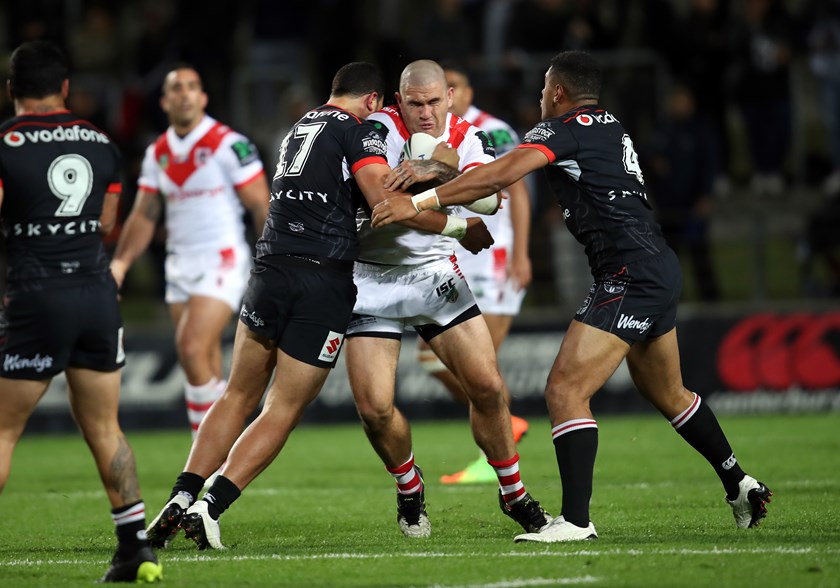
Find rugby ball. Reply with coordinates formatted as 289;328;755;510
401;132;443;161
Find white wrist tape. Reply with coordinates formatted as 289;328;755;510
464;193;500;214
441;215;468;240
410;188;440;212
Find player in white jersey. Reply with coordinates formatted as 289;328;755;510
424;64;534;485
346;60;550;540
110;66;269;438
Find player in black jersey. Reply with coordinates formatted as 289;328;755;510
146;62;493;551
373;51;772;542
0;41;162;582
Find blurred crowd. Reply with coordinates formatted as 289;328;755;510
2;0;840;304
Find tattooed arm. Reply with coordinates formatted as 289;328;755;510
110;188;163;288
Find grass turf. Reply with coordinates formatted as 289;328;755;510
1;413;838;587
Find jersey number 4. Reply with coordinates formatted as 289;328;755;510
274;122;327;179
48;153;94;217
621;134;644;186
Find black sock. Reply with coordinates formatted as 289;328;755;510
203;475;241;520
169;471;205;504
553;427;598;528
112;500;147;556
674;398;745;499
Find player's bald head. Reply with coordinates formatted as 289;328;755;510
399;60;446;93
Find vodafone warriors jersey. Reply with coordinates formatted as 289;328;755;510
517;105;668;275
256;104;388;262
138;115;263;253
359;107;495;265
0;111;120;292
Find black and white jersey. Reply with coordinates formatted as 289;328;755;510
256;104;388;262
0;111;121;293
517;105;668;276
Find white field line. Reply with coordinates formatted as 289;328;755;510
1;546;835;568
421;577;599;588
31;477;836;500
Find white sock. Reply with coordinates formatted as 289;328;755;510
184;377;222;439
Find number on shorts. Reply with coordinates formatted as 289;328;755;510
621;134;644;185
274;122;326;179
48;154;94;217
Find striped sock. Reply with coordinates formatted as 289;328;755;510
185;378;222;438
488;453;526;506
387;453;423;495
671;393;745;499
112;500;147;554
552;418;598;528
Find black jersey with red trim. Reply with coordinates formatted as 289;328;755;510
0;111;121;293
256;104;388;262
517;105;668;275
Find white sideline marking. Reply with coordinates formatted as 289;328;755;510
33;477;835;500
2;546;836;568
423;577;599;587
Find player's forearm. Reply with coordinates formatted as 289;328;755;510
508;180;531;259
112;213;156;268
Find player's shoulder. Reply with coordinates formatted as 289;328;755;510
370;106;413;139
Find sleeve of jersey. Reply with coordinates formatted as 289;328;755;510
488;121;520;156
107;144;122;193
516;121;573;164
219;132;265;189
137;144;159;192
459;129;496;173
347;123;388;174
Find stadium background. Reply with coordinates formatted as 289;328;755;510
1;0;839;430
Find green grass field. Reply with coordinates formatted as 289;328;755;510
2;414;838;587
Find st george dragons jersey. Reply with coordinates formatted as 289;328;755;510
458;104;519;250
517;105;668;275
0;111;121;292
359;107;495;265
256;104;388;262
138;115;263;253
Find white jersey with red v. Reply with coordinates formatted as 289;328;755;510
138;115;264;253
359;107;495;266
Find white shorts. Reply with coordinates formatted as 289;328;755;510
348;255;478;338
456;246;525;316
165;243;252;311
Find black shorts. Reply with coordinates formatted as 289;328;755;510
239;255;357;368
575;249;683;344
1;276;125;379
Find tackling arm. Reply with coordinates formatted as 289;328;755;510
109;188;163;287
354;163;493;253
371;147;548;227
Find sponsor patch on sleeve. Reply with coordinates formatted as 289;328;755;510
231;140;259;166
476;130;496;157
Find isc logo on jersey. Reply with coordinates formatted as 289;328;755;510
3;125;110;147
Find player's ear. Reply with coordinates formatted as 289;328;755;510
60;79;69;99
366;92;382;113
446;85;454;108
6;80;12;101
199;91;209;110
394;91;402;107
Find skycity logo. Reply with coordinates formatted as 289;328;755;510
617;314;652;333
3;353;54;373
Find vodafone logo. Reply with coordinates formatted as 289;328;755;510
3;131;25;147
576;114;593;126
717;312;840;390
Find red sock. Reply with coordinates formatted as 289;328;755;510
386;453;422;495
488;453;526;505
